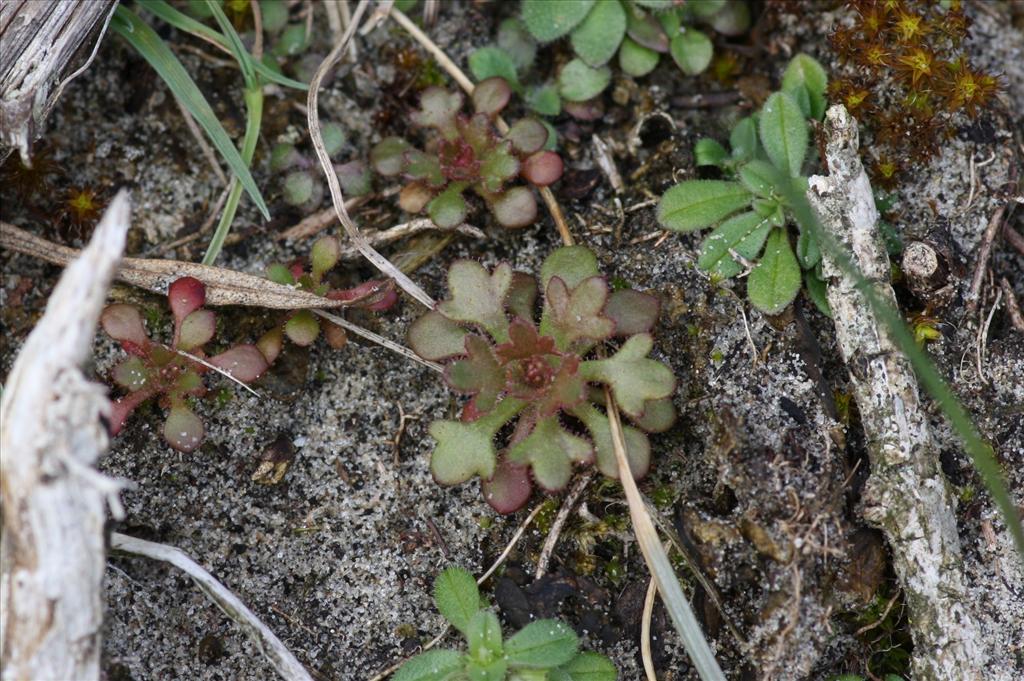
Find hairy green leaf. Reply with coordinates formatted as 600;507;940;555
552;652;618;681
747;227;801;314
669;29;713;75
697;211;773;278
694;138;729;167
758;92;808;177
782;53;828;120
657;180;751;233
618;37;660;77
521;0;595;42
505;619;579;668
392;649;463;681
434;566;480;635
570;0;627;67
469;46;520;86
558;58;611;102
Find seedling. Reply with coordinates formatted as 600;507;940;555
408;246;675;513
258;236;398;361
393;566;617;681
270;122;372;210
101;277;269;452
658;54;832;316
508;0;750;108
371;84;563;229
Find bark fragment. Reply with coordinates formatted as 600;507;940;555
806;105;984;681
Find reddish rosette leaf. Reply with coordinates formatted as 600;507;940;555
490;186;537;229
444;335;504;413
408;310;469;361
507;416;593;492
112;357;149;391
163;404;204;453
542;275;614;349
495;318;556;362
472;77;513;117
506;118;549;154
533;355;586;417
210;345;269;383
412;87;463;134
101;304;149;354
370;137;411;176
505;272;539;321
626;11;669;53
604;289;660;336
439;138;480;182
563;98;604;121
521;151;564;187
168;277;206;326
482;458;533;514
327;279;398;311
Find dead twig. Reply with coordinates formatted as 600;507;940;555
975;289;1002;384
1;221;355;310
1003;223;1024;256
592;136;624;195
999;278;1024;332
280;211;485;256
110;533;312;681
307;0;435;309
313;309;442;373
534;470;595;580
965;205;1007;316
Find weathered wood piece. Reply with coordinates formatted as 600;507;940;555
807;105;984;681
0;0;116;161
0;191;130;681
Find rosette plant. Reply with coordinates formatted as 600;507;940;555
258;235;397;362
100;277;269;452
408;246;676;513
370;80;563;230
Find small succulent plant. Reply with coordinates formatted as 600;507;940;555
408;246;676;514
394;566;617;681
509;0;750;108
270;122;372;210
258;235;398;362
658;54;832;316
101;277;269;452
371;83;564;230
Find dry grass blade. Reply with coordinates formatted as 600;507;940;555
313;310;442;373
110;533;313;681
605;388;725;681
1;222;356;310
642;575;659;681
305;0;436;309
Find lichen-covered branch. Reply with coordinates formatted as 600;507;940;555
806;105;984;681
0;192;130;681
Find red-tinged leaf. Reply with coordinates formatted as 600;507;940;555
408;310;469;361
163;404;204;453
335;160;372;196
310;236;341;281
534;355;586;417
521;151;563;186
506;271;538;321
578;333;675;418
495;318;555;362
541;275;614;350
322;320;348;348
101;304;149;351
490;186;537;229
506;118;548;154
168;277;206;325
284;309;320;346
210;345;269;382
398;182;433;213
604;289;660;335
627;10;669;53
173;368;205;397
257;326;284;364
473;77;512;117
177;309;215;351
482;458;533;514
444;335;504;413
326;279;398;311
404;148;446;187
438;260;513;341
572;402;651;480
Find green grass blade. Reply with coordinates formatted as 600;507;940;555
773;173;1024;564
203;85;263;265
137;0;307;90
111;6;270;220
205;0;256;86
